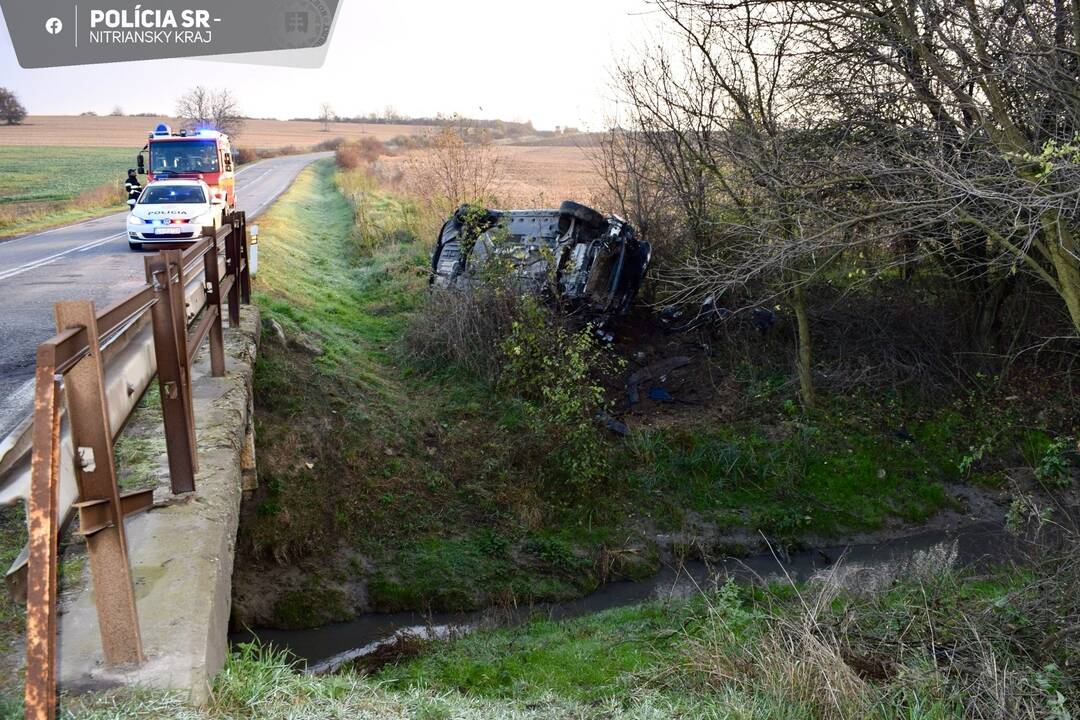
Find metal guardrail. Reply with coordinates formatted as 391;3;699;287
0;213;252;720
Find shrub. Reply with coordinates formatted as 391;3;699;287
335;138;386;170
500;299;615;491
335;167;425;254
404;283;522;381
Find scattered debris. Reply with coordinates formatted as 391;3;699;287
627;356;691;405
648;387;675;403
289;333;324;357
597;412;630;436
267;318;288;346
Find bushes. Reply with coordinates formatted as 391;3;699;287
335;168;426;255
233;144;308;165
404;284;521;381
335;138;387;170
406;279;614;494
500;300;614;490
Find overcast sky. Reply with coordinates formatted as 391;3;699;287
0;1;661;130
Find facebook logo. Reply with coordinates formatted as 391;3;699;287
284;11;308;33
45;17;63;34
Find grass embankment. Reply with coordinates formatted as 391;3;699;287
61;551;1080;718
237;158;1072;628
0;146;133;238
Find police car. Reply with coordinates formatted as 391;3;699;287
126;179;222;250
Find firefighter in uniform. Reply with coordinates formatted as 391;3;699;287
125;169;141;211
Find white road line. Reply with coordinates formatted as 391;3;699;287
77;233;124;252
0;232;124;282
5;212;124;245
241;168;273;187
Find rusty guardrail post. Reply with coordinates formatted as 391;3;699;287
54;301;143;666
204;237;226;378
23;344;61;720
145;251;198;494
236;211;251;305
225;217;242;328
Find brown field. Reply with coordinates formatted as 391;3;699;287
380;144;607;210
494;145;606;207
0;115;437;149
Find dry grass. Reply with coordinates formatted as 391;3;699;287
0;182;126;236
0;115;435;149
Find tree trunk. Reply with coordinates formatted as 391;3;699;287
1043;214;1080;336
791;284;816;409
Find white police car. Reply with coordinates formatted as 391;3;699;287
127;179;222;250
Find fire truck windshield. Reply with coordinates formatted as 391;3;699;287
150;140;219;175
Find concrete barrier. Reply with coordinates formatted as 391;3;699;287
57;306;260;704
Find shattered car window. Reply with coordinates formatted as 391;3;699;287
430;201;652;326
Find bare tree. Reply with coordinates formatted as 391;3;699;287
744;0;1080;337
319;102;335;132
403;126;505;216
0;87;26;125
175;86;245;137
613;1;865;407
611;0;1080;405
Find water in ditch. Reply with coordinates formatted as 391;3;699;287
230;521;1015;674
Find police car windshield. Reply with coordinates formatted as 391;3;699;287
150;140;219;174
141;186;206;204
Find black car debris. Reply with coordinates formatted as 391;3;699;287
430;201;651;325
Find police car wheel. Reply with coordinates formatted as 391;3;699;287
128;242;143;251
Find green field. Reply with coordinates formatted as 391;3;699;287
0;146;135;204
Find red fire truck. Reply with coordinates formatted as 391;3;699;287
137;123;236;221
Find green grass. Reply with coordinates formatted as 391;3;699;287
616;396;1017;542
57;551;1080;719
0;505;27;696
377;601;688;703
238;159;1075;630
0;146;131;237
0;146;133;204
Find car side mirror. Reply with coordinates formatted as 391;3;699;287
136;155;145;175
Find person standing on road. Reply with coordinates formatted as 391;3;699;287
125;169;142;211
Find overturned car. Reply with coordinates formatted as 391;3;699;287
430;201;651;324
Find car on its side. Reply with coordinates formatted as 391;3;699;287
431;201;651;326
126;179;223;250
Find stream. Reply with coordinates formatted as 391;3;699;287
230;521;1015;674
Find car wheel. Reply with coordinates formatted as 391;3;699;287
558;201;606;235
129;242;143;251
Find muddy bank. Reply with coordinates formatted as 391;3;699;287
230;473;1016;634
232;518;1019;671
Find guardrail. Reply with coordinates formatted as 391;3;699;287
0;214;253;720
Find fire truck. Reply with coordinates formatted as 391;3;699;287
136;123;236;221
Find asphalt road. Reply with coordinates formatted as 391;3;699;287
0;151;330;440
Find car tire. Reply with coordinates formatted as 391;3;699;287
128;242;143;251
559;201;606;234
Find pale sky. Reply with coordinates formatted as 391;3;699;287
0;1;661;130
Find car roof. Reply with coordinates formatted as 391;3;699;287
146;179;207;187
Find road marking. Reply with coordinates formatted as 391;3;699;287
4;212;125;245
0;233;124;282
241;168;273;187
77;233;124;252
